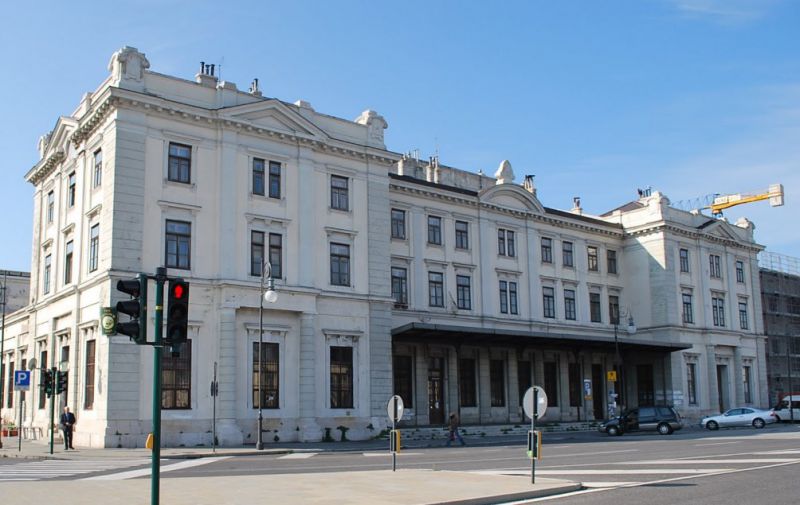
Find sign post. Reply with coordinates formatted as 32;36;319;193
14;370;30;452
386;395;404;472
522;386;548;484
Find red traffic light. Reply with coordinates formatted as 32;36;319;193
172;284;186;299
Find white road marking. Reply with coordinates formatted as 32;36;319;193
546;449;638;459
580;481;639;488
362;452;423;457
82;456;231;481
0;459;152;481
619;458;798;464
695;441;739;446
278;453;317;459
532;468;733;475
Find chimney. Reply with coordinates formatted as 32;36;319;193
195;60;218;87
523;174;536;196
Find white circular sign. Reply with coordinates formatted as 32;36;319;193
387;395;404;424
522;386;549;420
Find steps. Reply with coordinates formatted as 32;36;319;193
385;421;600;441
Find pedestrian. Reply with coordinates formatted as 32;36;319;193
60;406;76;450
446;412;465;446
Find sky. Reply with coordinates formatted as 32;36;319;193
0;0;798;272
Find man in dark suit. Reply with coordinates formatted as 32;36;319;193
60;406;76;450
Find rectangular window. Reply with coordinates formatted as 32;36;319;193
609;295;620;324
543;287;556;319
427;216;442;245
43;254;52;294
6;361;13;408
38;350;48;409
269;233;282;279
393;355;413;408
459;358;477;407
498;229;516;257
391;267;408;306
541;237;553;263
391;209;406;239
607;250;617;274
330;346;353;408
679;248;690;273
67;172;76;208
736;260;745;283
47;191;54;223
562;241;574;267
428;272;444;307
252;158;265;196
165;220;191;269
590;293;602;323
509;281;518;315
712;296;726;327
543;361;559;407
168;142;192;183
710;254;722;278
89;224;99;272
687;363;697;405
587;246;599;271
330;175;349;211
93;149;102;188
499;280;508;314
162;340;192;409
252;342;279;409
739;301;749;330
269;161;281;199
455;221;469;249
743;366;752;403
250;231;264;277
64;241;73;285
564;289;577;320
569;362;581;407
490;359;505;407
682;293;694;324
330;243;350;286
456;275;471;310
84;340;96;410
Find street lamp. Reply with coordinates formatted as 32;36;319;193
0;271;7;449
612;308;636;414
256;259;278;450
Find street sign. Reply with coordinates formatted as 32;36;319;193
607;370;617;382
522;386;548;420
387;395;404;424
100;307;118;336
583;379;592;400
14;370;30;391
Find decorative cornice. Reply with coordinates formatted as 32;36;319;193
70;98;116;148
28;150;66;186
626;223;762;253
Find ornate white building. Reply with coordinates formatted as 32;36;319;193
0;47;767;447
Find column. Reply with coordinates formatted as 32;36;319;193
706;344;719;413
733;346;744;405
298;313;320;441
216;308;243;445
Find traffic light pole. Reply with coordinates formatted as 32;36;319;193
152;267;166;505
49;366;56;455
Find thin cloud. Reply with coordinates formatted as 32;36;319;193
668;0;780;25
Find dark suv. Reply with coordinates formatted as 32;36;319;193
599;406;683;436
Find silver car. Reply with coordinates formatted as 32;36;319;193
700;407;777;430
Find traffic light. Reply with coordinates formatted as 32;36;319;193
41;369;54;398
166;279;189;346
56;371;68;394
116;274;148;344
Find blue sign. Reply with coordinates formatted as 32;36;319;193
14;370;31;390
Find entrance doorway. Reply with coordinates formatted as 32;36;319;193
428;357;445;425
716;364;728;412
592;364;604;420
637;364;654;406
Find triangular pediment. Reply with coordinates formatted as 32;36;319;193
701;220;739;240
222;100;327;140
480;184;544;214
44;117;78;158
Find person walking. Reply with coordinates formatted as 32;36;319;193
446;412;466;447
60;406;76;450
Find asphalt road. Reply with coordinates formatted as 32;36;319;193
2;424;799;504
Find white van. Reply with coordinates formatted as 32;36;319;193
773;395;800;422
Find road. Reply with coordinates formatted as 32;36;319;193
2;424;799;504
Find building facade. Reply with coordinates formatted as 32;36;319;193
0;47;768;447
759;253;800;406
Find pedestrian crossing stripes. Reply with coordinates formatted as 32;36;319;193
0;458;151;482
277;453;318;459
83;456;230;480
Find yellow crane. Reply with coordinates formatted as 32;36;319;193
706;184;784;217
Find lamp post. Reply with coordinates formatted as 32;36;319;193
0;271;7;449
256;259;278;450
612;308;636;413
